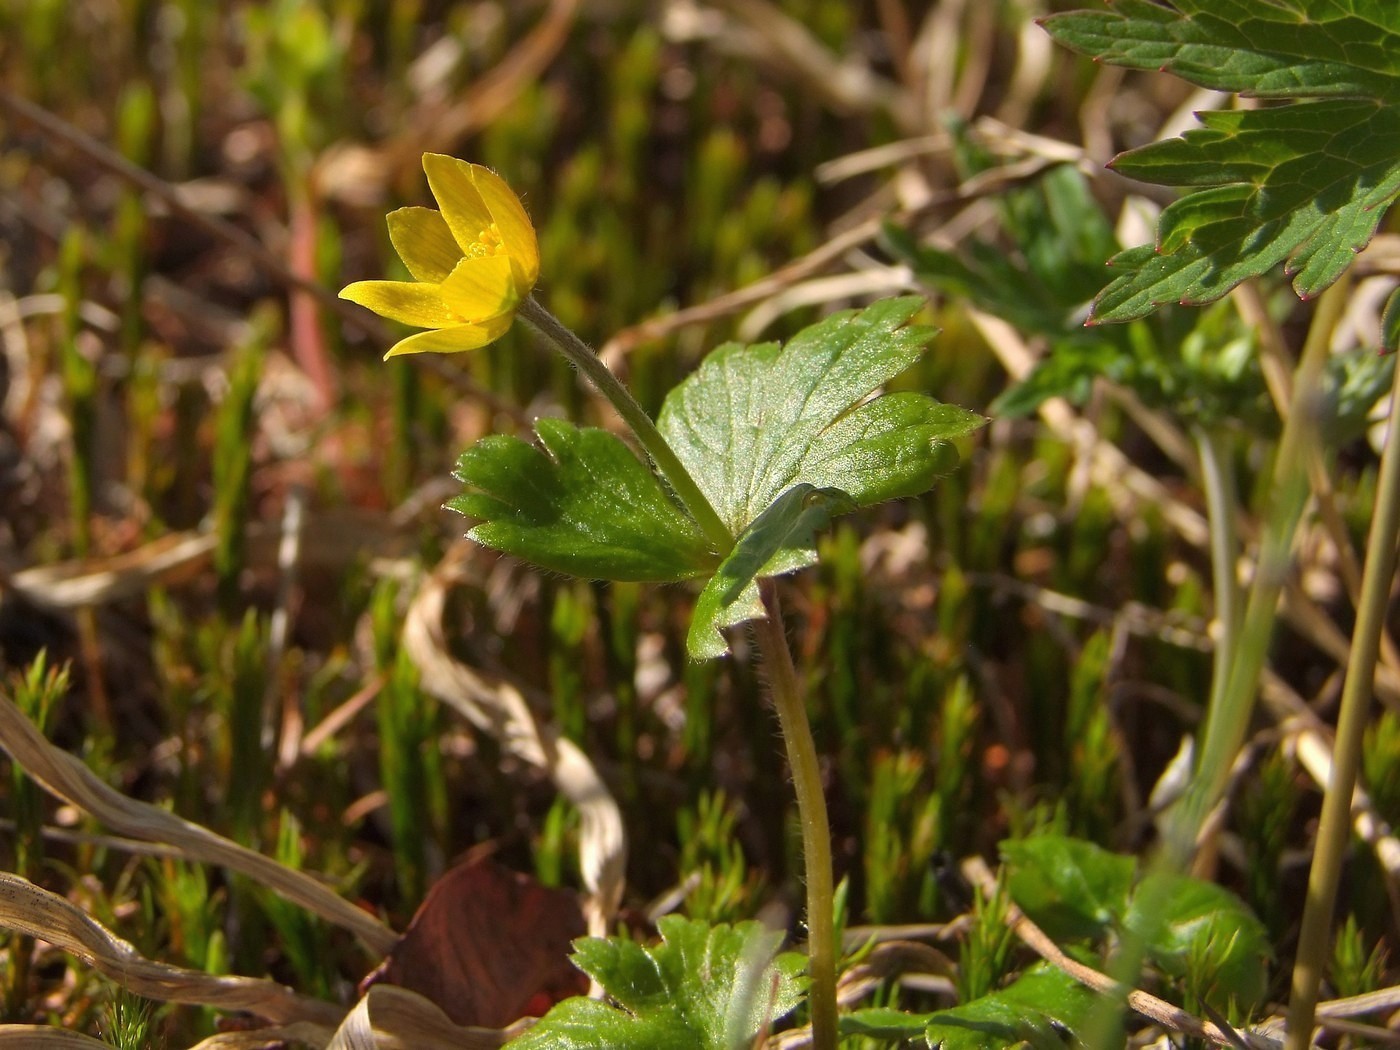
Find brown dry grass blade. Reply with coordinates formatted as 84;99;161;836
394;0;580;167
598;218;885;364
0;881;524;1047
0;88;348;327
5;531;218;611
1;1017;341;1048
0;1030;300;1050
966;307;1211;548
0;1029;111;1048
707;0;910;127
322;0;581;202
0;690;398;957
0;873;342;1026
325;984;522;1050
5;513;412;614
402;542;626;935
187;1025;333;1048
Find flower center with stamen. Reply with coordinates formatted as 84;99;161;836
467;224;506;257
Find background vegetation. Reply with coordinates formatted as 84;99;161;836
0;0;1396;1045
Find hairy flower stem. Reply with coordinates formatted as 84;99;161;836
522;297;836;1041
755;580;837;1050
1286;357;1400;1049
518;296;733;552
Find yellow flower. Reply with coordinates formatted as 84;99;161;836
340;154;539;358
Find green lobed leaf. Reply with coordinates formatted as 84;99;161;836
505;916;807;1050
1124;872;1272;1014
1000;834;1135;943
1043;1;1400;100
447;417;717;582
659;298;982;656
658;297;982;536
997;836;1272;1019
841;1006;936;1040
503;997;694;1048
1042;0;1400;322
923;964;1097;1050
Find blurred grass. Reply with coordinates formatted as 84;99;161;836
0;0;1395;1043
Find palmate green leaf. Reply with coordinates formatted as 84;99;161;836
1042;1;1400;331
449;299;979;657
659;297;981;533
843;967;1095;1048
999;835;1271;1019
447;417;716;582
1001;835;1135;943
922;965;1096;1049
660;297;983;656
505;916;806;1050
841;1006;937;1041
1124;873;1272;1014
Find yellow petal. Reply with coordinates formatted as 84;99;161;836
387;207;461;283
383;316;514;358
422;153;492;256
438;255;518;322
470;165;540;289
340;280;460;328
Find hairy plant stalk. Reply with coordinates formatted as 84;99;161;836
1164;283;1346;864
756;580;838;1050
1286;358;1400;1049
521;298;834;1038
517;296;734;552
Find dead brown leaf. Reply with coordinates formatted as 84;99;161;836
365;857;587;1028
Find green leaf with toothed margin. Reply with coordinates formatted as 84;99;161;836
504;917;806;1050
448;418;717;583
660;297;983;657
450;299;982;661
1042;0;1400;323
922;965;1096;1049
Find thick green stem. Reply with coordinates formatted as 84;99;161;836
1165;283;1345;865
755;580;838;1050
1285;358;1400;1050
517;296;734;552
